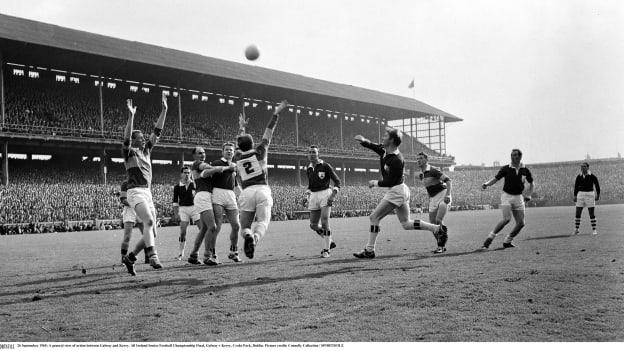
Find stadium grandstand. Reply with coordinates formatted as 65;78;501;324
2;14;622;235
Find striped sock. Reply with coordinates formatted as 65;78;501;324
366;225;380;251
575;218;581;229
590;218;597;230
230;245;238;253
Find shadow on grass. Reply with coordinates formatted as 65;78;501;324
524;234;572;241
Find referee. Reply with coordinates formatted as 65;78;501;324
573;162;600;235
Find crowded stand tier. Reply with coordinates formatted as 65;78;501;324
1;158;622;234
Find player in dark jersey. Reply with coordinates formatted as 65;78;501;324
416;152;452;253
305;145;340;258
172;166;199;260
353;128;446;259
573;162;601;235
210;142;243;263
121;93;168;275
480;149;535;249
233;100;288;259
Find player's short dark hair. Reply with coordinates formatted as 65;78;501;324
191;147;204;155
180;166;190;173
237;134;254;152
417;152;428;159
309;145;319;150
222;142;235;150
386;129;402;147
582;162;589;167
511;149;522;157
131;130;142;140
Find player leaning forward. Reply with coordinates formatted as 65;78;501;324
416;152;451;253
480;149;534;249
121;93;168;275
353;128;447;259
306;145;341;258
234;100;288;259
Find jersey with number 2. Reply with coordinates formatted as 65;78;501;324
234;144;268;189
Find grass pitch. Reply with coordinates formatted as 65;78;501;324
1;205;623;341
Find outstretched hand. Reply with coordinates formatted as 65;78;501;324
274;100;288;115
238;113;248;130
161;91;168;110
354;135;366;143
126;99;137;115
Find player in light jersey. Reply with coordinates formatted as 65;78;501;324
121;93;168;276
233;100;288;259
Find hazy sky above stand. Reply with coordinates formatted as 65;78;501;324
1;0;623;165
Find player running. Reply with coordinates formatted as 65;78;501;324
480;149;535;249
573;162;601;235
172;166;200;260
119;180;145;263
353;128;447;259
234;100;288;259
416;152;451;253
121;93;168;275
305;145;340;258
210;142;243;263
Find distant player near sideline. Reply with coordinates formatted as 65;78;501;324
234;100;288;259
416;152;451;254
119;180;144;263
305;145;340;258
480;149;534;249
573;162;601;235
353;128;447;259
121;93;168;275
210;142;244;263
172;166;199;260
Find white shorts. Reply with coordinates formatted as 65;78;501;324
501;192;525;211
382;183;410;207
122;206;141;224
178;206;200;223
212;187;238;211
576;191;596;208
429;189;450;212
308;188;333;211
194;191;213;214
238;185;273;213
127;187;156;214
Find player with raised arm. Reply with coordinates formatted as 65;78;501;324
353;128;447;259
121;92;168;276
416;152;452;253
573;162;601;235
305;145;340;258
210;142;243;263
172;166;199;260
234;100;288;259
480;149;535;249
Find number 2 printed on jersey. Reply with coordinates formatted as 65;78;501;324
237;157;263;181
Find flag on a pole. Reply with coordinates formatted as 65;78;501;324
408;79;415;89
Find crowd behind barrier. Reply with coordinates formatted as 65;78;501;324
1;158;622;234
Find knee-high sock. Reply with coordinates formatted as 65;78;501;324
590;216;597;230
575;216;581;229
366;225;380;251
323;229;332;250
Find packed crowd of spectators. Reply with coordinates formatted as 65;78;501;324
2;72;441;159
3;158;622;234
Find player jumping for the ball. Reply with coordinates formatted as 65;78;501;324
480;149;534;249
121;93;168;275
353;128;447;259
305;145;340;258
416;152;451;253
573;162;600;235
234;100;288;259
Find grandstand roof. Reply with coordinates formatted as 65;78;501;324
0;13;461;122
